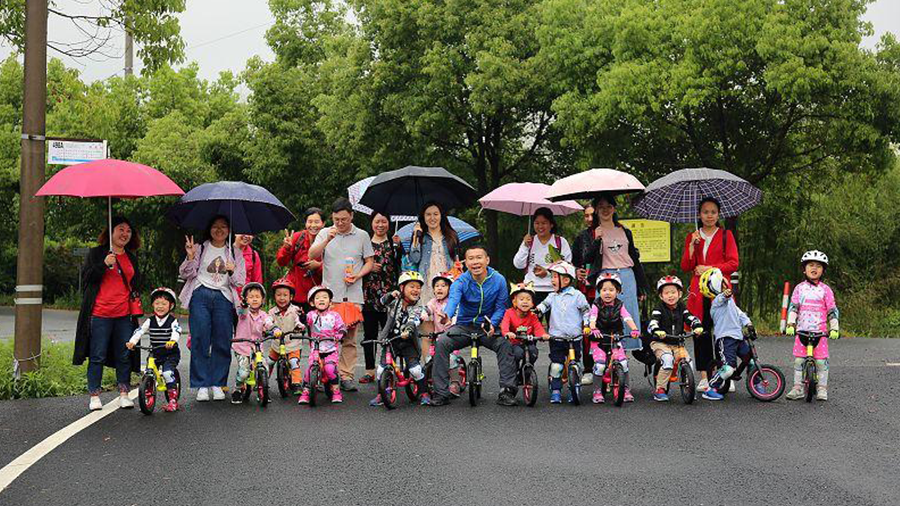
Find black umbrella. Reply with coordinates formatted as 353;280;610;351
167;181;295;235
358;166;477;216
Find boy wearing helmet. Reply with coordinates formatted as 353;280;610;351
535;261;591;404
647;276;703;401
501;282;547;370
298;285;346;404
587;272;641;403
784;251;840;401
371;271;430;406
231;282;283;404
127;288;182;412
267;278;306;393
699;268;755;401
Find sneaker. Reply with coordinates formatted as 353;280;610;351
163;397;178;412
369;395;383;407
624;388;635;403
297;389;311;404
592;390;605;404
702;389;724;401
449;382;461;397
497;389;517;407
550;390;562;404
291;384;304;396
785;385;804;400
196;387;210;402
696;379;709;393
728;381;736;393
231;388;244;404
654;388;669;402
340;379;358;392
429;395;450;407
358;374;375;384
89;395;103;411
420;393;432;406
119;394;134;409
816;386;828;401
581;373;594;386
331;387;343;403
211;386;226;401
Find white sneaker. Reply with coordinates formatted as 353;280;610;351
728;382;736;393
816;386;828;401
119;394;134;409
580;373;594;386
696;378;709;392
196;387;210;402
211;386;225;401
89;396;103;411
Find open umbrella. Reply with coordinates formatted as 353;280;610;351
632;168;762;223
546;168;644;202
397;216;480;253
166;181;295;237
36;159;184;247
359;166;478;216
480;182;583;217
347;176;417;222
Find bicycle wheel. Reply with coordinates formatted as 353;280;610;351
308;365;320;407
747;363;786;402
611;363;626;407
277;359;291;399
255;367;269;407
453;362;467;394
804;360;817;403
379;368;397;410
166;369;182;403
568;363;581;405
523;365;539;407
678;361;696;405
138;373;157;415
468;361;479;407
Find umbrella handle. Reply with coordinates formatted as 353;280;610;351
107;197;114;269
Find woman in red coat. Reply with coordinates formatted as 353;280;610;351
276;208;325;311
680;197;739;392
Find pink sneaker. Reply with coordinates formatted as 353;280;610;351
331;386;343;403
624;388;634;403
297;389;311;404
592;390;605;404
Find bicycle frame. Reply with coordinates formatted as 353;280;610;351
135;346;168;392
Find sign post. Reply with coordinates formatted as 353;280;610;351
47;139;108;165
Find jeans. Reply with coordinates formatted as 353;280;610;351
189;286;235;388
88;316;134;394
432;324;517;399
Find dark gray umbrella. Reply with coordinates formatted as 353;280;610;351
632;168;762;223
167;181;295;235
358;166;477;216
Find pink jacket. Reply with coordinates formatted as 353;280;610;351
306;309;346;355
788;280;838;359
233;308;278;356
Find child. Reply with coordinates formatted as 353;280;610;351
372;271;429;406
299;285;346;404
421;272;464;396
267;278;306;394
647;276;703;402
700;268;755;401
588;272;641;404
785;250;840;401
535;261;590;404
127;287;182;412
501;281;546;372
231;282;282;404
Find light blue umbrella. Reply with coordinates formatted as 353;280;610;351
398;216;480;253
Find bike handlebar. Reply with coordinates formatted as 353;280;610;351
549;335;583;342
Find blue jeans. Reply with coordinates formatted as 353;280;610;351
600;267;641;343
189;286;235;388
88;316;134;394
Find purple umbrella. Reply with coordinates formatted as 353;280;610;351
632;168;762;223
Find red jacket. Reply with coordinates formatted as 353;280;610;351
276;231;322;304
500;308;546;345
680;228;739;321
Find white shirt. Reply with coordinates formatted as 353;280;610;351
513;234;572;292
699;227;719;262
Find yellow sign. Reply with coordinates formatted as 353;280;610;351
619;219;671;263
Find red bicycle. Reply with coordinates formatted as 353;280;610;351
592;332;627;407
295;332;340;407
361;334;422;410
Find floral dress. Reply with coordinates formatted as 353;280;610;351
363;239;402;312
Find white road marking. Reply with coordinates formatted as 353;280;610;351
887;363;900;367
0;389;136;493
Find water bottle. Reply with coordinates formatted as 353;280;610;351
344;257;355;284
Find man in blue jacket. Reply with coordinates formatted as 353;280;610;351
432;244;518;406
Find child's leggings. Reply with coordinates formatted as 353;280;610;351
590;341;628;378
268;348;303;385
793;357;828;387
304;350;340;385
234;352;252;387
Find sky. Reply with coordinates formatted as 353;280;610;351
0;0;897;89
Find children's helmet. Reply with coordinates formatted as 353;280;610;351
547;261;576;280
656;275;683;293
800;250;829;267
398;271;425;288
699;268;728;299
241;282;266;300
509;281;536;300
271;277;296;296
307;285;333;302
150;287;177;307
432;271;456;287
596;272;622;291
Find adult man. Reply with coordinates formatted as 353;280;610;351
432;245;518;407
309;197;375;391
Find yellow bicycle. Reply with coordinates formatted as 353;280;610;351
135;344;182;415
231;333;279;407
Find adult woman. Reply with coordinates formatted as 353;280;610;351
179;216;246;402
408;201;459;304
513;207;572;305
361;212;402;383
572;204;596;299
680;197;739;392
74;217;143;411
236;234;263;286
276;208;325;311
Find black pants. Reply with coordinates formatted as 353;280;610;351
432;324;517;399
362;309;387;371
693;298;715;375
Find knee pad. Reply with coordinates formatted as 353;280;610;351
289;357;301;370
409;363;424;381
619;359;629;373
549;362;564;378
816;359;828;371
660;353;674;370
718;364;735;381
162;370;176;384
793;357;805;371
236;367;250;383
323;363;338;382
375;364;385;379
592;362;606;377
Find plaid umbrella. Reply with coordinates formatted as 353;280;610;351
632;168;762;223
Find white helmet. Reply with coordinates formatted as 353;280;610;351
699;268;728;299
596;272;623;291
547;261;577;280
307;285;333;302
801;250;829;266
656;275;683;293
241;282;266;300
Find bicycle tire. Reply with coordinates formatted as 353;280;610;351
679;361;696;405
256;367;269;407
277;359;291;399
523;364;539;407
747;364;786;402
804;360;817;403
568;363;581;405
138;373;156;415
379;368;397;410
611;362;626;407
423;361;434;395
308;365;320;407
467;361;479;407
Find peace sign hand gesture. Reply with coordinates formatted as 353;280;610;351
283;229;295;248
185;235;198;260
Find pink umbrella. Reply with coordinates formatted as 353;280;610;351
480;182;583;231
36;159;184;246
546;168;644;202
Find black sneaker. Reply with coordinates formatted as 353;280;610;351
231;388;244;404
496;388;517;407
429;395;450;407
340;379;358;392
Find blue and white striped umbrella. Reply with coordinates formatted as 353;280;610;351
398;216;481;253
632;168;762;223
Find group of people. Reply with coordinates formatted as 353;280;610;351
74;192;840;412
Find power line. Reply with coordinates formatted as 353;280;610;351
187;21;273;50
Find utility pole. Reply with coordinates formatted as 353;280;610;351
124;28;133;76
14;0;49;375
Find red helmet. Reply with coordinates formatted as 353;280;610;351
271;277;296;295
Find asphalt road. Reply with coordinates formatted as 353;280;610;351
1;336;898;506
0;307;81;342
